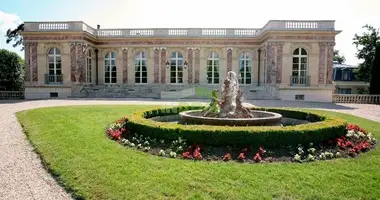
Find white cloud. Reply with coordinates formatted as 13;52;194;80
0;10;23;32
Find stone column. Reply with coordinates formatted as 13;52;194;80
70;42;77;83
122;48;128;84
265;42;284;84
153;47;160;83
194;48;200;84
275;42;284;84
30;42;38;83
187;47;194;84
266;42;275;84
318;42;327;84
227;47;233;71
24;43;31;83
160;47;166;84
326;42;335;84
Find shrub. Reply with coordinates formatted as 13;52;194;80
126;106;347;148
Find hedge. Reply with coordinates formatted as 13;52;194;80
126;106;347;148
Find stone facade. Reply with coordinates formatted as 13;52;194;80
21;20;340;102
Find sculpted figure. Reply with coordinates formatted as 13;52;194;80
235;89;254;118
201;89;220;117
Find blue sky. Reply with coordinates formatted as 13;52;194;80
1;0;380;65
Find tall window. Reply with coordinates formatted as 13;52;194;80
47;47;62;83
292;48;308;85
207;52;220;84
86;50;93;83
170;52;183;84
104;52;117;84
239;52;252;84
135;52;147;84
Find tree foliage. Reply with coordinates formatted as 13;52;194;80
0;49;24;91
353;24;380;82
369;43;380;94
333;49;346;64
5;23;25;51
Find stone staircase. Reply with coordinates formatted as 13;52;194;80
69;84;280;100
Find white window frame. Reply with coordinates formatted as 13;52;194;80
86;50;92;83
239;52;252;85
104;52;117;84
170;51;184;84
47;47;61;83
135;52;148;84
206;52;220;84
292;48;308;85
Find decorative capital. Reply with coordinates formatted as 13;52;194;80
227;47;233;51
153;47;160;50
187;47;195;50
160;47;167;50
122;47;128;51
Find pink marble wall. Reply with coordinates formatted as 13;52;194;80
30;43;38;82
123;50;128;83
160;49;166;84
318;43;327;84
70;45;77;82
227;49;232;71
266;43;275;84
276;42;284;83
24;44;30;82
187;49;193;84
194;49;200;84
153;49;159;83
326;43;335;84
77;45;85;83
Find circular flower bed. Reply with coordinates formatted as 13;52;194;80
126;106;347;148
105;109;376;164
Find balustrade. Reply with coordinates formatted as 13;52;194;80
0;91;25;100
333;94;380;104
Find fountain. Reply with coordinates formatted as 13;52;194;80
179;71;282;126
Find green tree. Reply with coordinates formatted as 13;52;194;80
353;24;380;82
0;49;24;91
5;23;25;51
369;43;380;94
333;49;346;64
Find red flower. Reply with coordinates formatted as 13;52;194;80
121;128;126;133
116;117;127;124
253;152;262;162
347;124;367;134
258;146;265;155
223;153;232;161
182;151;192;159
107;129;122;140
238;153;246;161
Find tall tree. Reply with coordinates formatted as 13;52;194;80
353;24;380;82
5;23;25;51
369;43;380;94
0;49;24;91
333;49;346;64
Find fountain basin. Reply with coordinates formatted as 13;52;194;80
179;110;283;126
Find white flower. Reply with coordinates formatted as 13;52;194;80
307;154;315;161
129;142;135;147
358;132;366;138
335;152;342;157
169;151;177;158
158;149;166;156
177;146;183;152
308;148;316;155
346;130;355;137
294;154;301;161
137;144;142;149
144;147;150;152
319;153;326;160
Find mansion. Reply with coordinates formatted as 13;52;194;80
22;20;340;102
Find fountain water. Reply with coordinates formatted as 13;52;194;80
179;71;282;126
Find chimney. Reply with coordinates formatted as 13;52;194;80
97;25;100;29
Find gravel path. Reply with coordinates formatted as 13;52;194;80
0;99;379;200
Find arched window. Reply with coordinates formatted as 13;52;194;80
104;52;117;84
170;52;183;84
239;52;252;84
207;52;220;84
292;48;308;85
86;50;93;83
47;47;62;83
135;52;147;84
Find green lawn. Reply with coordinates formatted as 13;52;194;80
17;105;380;200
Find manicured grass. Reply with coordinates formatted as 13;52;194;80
17;105;380;200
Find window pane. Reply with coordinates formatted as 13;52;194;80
135;66;141;71
246;73;251;78
48;56;54;63
111;71;117;77
293;48;299;55
105;66;110;72
292;57;299;63
111;52;116;58
141;60;146;66
105;53;109;58
171;72;176;78
214;78;219;84
178;72;183;78
142;71;147;77
48;48;55;55
170;78;176;83
111;78;117;83
178;60;183;66
56;63;62;69
207;77;212;84
142;78;147;83
141;66;147;72
105;60;110;65
55;48;60;54
301;48;307;55
105;78;110;83
292;64;299;70
301;57;307;63
105;72;110;78
246;78;251;84
56;56;61;63
112;66;117;71
214;60;220;66
135;78;140;83
301;64;307;70
135;72;140;78
207;60;212;65
56;70;62;75
111;60;116;66
49;70;55;75
292;71;299;76
49;63;55;69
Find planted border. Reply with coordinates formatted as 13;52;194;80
126;106;347;148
